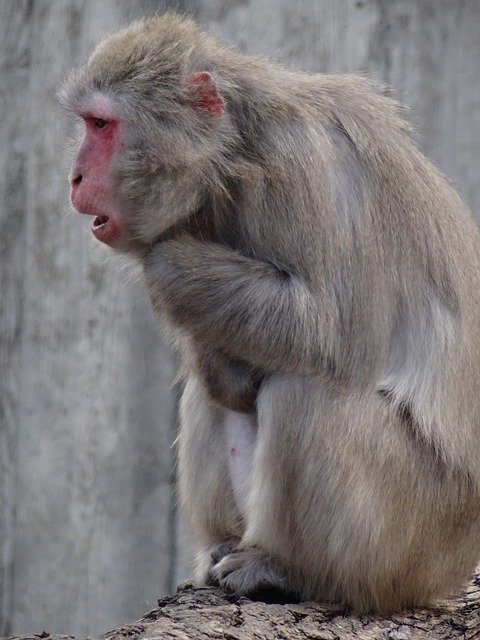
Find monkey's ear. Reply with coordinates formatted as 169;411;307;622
185;72;225;117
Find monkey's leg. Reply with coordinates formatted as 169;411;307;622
214;373;480;610
210;375;301;598
178;375;243;584
210;403;295;599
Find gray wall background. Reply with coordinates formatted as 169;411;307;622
1;0;479;636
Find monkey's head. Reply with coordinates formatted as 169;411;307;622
61;14;236;255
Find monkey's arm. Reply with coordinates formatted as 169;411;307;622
145;236;333;373
195;348;263;413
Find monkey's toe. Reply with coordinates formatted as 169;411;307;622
210;537;240;565
212;547;291;598
198;538;240;585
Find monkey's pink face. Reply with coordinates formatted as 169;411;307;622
68;72;224;253
70;94;125;248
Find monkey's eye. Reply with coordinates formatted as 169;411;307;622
93;117;108;129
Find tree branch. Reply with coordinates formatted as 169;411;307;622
5;569;480;640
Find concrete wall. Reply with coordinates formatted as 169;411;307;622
1;0;479;635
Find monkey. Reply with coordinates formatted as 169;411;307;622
62;13;480;613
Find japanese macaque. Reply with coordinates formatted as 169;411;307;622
62;13;480;613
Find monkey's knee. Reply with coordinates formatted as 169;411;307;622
210;547;295;601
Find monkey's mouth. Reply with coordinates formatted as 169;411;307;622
91;213;121;246
93;214;110;229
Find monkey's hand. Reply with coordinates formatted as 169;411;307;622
196;348;263;414
144;235;323;373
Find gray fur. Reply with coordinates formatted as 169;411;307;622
63;13;480;612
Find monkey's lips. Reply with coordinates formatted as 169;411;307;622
91;213;121;246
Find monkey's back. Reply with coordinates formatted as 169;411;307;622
235;68;480;476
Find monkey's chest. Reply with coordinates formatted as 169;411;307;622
224;410;257;515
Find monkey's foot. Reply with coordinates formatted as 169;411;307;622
211;547;292;599
210;537;241;565
197;538;240;585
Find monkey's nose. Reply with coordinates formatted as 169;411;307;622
71;173;83;186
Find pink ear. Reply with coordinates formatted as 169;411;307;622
186;72;225;117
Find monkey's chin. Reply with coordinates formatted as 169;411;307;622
91;214;122;247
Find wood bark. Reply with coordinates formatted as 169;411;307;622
5;572;480;640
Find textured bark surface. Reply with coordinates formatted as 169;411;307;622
5;572;480;640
